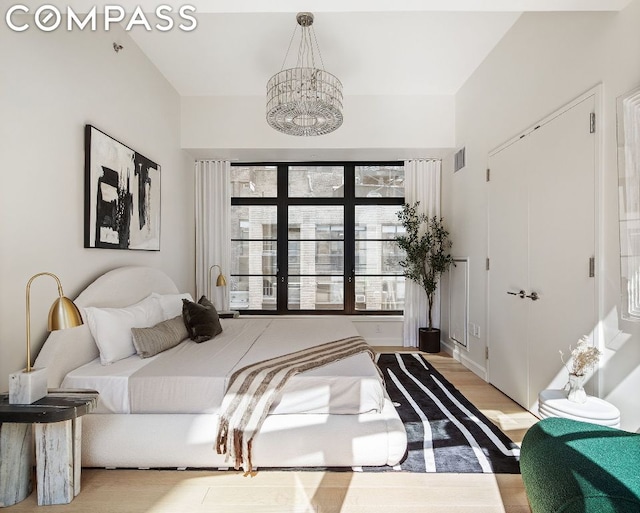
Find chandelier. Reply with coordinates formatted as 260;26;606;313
266;12;343;137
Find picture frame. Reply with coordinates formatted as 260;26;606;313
84;125;161;251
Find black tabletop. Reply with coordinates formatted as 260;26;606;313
0;389;98;424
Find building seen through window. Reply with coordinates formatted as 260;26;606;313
230;164;405;314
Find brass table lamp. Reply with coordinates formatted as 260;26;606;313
9;272;83;404
208;264;228;310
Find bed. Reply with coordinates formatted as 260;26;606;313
34;266;407;470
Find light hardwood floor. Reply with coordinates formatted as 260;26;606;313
7;351;538;513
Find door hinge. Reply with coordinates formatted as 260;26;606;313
590;112;596;134
486;168;490;182
485;346;489;360
486;258;490;271
589;256;595;277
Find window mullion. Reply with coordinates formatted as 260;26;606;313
344;165;355;314
277;165;288;313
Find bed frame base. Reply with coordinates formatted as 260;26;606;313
82;398;406;469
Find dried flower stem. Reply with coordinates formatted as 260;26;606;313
559;336;601;376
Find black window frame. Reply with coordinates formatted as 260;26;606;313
230;162;404;315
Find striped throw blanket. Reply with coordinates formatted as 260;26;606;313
215;336;376;472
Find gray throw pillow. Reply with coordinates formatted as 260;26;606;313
182;295;223;343
131;315;189;358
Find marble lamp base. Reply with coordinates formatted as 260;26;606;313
9;368;48;404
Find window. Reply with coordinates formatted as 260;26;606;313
355;209;406;311
230;163;405;314
229;205;277;310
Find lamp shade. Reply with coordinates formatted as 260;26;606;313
209;264;227;293
48;296;83;331
216;273;227;287
25;271;84;373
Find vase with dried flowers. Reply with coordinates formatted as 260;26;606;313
559;336;601;403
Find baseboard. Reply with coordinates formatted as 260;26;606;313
441;338;455;355
441;339;487;381
459;353;487;381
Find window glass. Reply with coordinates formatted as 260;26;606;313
288;277;344;310
288;240;344;275
355;205;405;237
288;206;344;242
355;240;404;274
288;206;344;277
231;206;277;239
355;165;404;198
355;276;405;311
353;204;405;311
230;205;277;311
288;166;344;198
354;206;405;274
230;275;277;311
231;166;277;197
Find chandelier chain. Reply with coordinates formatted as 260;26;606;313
311;26;325;71
280;24;298;72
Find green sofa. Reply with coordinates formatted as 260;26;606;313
520;417;640;513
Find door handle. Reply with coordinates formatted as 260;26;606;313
507;290;526;299
526;291;539;301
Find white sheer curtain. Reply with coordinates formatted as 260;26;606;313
402;159;442;347
195;160;231;311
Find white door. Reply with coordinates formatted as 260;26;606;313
488;96;596;411
487;136;531;407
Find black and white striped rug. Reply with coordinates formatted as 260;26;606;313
366;352;520;474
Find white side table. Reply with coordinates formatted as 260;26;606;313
538;389;620;428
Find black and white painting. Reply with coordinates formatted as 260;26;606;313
84;125;160;250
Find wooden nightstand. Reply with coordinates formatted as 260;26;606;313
0;389;98;506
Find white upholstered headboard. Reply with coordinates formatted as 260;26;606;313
34;266;180;387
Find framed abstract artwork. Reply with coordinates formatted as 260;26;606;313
84;125;161;250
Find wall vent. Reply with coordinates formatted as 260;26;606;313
454;147;466;172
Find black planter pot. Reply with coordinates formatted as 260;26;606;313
419;327;441;353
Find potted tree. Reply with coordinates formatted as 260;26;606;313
395;202;454;353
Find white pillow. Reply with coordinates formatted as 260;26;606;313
84;295;164;365
151;292;193;320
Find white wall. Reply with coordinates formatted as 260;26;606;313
181;94;455;158
350;316;404;347
180;92;454;349
0;22;195;390
443;2;640;430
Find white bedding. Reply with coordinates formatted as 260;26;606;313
62;317;384;416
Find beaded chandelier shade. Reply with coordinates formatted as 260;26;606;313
266;12;343;137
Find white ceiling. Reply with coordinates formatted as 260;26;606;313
117;0;630;98
18;0;631;98
128;11;521;97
